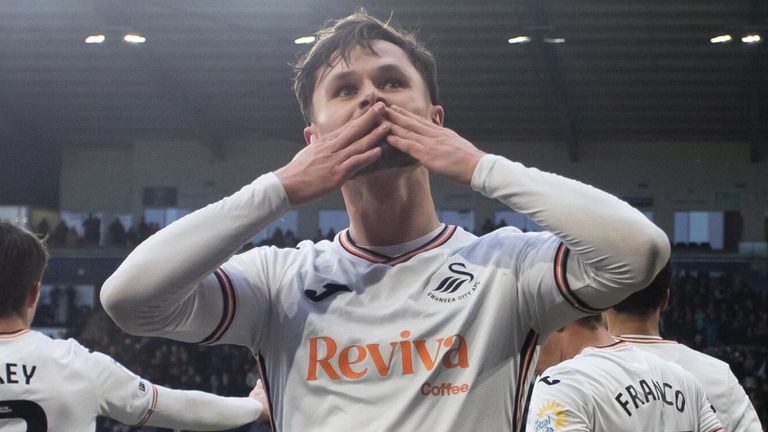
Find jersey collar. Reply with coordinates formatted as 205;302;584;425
0;328;31;339
338;224;457;266
616;334;678;344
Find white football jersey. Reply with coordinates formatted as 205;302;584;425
203;225;621;431
0;329;156;431
527;342;723;432
617;335;763;432
101;155;671;432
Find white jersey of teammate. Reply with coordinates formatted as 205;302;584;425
102;154;670;431
617;335;763;431
527;342;723;432
0;329;262;431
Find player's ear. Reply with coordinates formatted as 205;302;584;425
27;281;41;308
431;105;444;126
303;126;315;146
661;288;670;312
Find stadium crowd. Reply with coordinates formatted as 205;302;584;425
664;270;768;425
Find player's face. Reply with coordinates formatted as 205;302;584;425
306;39;443;172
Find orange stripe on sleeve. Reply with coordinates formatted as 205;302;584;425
135;384;158;427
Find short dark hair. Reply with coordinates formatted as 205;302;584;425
0;222;49;318
612;260;673;316
292;10;439;125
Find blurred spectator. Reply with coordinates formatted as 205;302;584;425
83;212;101;245
36;218;51;238
108;217;127;246
137;216;151;242
65;226;80;247
52;219;68;246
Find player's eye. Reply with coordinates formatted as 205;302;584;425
381;79;405;91
334;85;357;98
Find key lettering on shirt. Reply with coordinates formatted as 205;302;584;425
0;363;37;385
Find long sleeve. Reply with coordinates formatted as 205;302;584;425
100;172;290;341
143;386;263;430
471;154;670;311
724;369;763;432
89;345;263;429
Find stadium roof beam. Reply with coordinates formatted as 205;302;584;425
526;0;581;162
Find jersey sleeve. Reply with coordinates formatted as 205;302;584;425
471;155;670;335
526;372;591;432
198;244;299;349
695;381;724;432
101;173;290;344
80;341;264;429
80;344;158;426
143;386;263;429
511;232;610;335
722;367;763;432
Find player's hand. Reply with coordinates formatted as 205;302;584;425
249;379;271;422
384;105;485;185
275;102;390;206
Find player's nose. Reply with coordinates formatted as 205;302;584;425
358;86;387;111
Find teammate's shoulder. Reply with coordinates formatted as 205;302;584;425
23;333;103;367
539;356;599;384
676;342;728;364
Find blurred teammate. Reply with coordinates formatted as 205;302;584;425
101;11;669;431
0;221;267;431
604;261;763;431
527;315;723;431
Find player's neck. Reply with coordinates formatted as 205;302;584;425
565;326;618;359
604;310;661;337
343;165;440;246
0;314;30;334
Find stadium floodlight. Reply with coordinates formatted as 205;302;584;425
123;34;147;44
294;35;316;45
84;34;106;44
543;37;566;44
709;34;732;44
507;35;531;44
741;34;762;44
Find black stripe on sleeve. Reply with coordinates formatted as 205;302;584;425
553;242;605;314
256;352;277;432
513;329;539;431
199;268;237;345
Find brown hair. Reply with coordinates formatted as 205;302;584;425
612;260;672;316
292;10;439;124
0;222;49;318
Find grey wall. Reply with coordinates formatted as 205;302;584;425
59;137;768;242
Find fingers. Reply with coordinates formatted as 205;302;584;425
385;105;437;136
339;121;391;159
339;146;384;175
386;133;422;157
326;102;386;151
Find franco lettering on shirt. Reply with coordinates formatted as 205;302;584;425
614;378;686;417
0;363;37;385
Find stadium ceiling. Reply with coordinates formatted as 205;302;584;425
0;0;766;163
